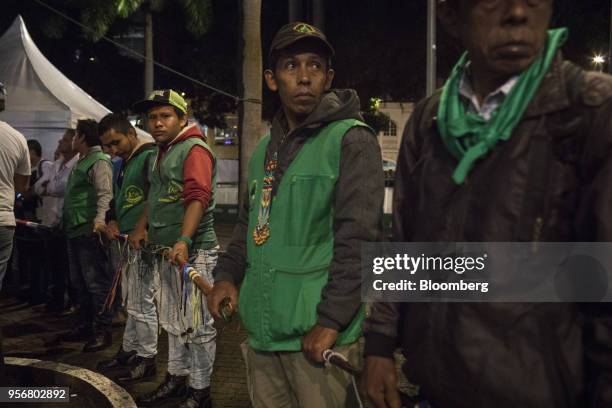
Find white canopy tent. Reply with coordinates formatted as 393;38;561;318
0;15;150;159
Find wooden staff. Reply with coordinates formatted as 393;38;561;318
15;218;51;230
185;266;233;322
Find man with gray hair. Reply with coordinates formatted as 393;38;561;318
0;81;31;382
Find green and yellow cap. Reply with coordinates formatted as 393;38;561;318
131;89;188;115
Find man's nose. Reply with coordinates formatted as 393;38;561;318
297;65;312;85
504;0;529;25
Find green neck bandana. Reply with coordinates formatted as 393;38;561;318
437;28;568;184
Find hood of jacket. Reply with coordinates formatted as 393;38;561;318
271;89;365;137
168;122;206;146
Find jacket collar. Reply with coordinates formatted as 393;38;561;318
125;139;148;162
430;52;571;130
79;145;103;161
523;53;571;119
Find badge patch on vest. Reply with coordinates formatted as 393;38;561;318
123;185;144;208
159;180;183;203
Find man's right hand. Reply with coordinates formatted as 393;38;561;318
207;281;238;321
363;356;401;408
105;220;120;241
128;227;147;250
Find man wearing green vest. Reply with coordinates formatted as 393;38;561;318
208;23;384;407
95;113;158;384
131;90;217;408
62;119;114;352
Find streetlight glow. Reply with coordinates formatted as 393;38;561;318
593;55;605;65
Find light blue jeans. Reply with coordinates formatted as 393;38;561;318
156;247;218;389
120;249;159;358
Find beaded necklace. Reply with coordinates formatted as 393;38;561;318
253;131;288;245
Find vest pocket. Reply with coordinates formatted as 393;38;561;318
286;174;335;246
267;267;327;342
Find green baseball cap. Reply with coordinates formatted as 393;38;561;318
131;89;188;114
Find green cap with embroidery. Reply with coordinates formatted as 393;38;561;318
269;22;334;62
131;89;188;114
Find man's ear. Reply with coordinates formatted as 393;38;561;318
264;69;278;92
179;115;188;128
437;1;461;40
324;69;335;91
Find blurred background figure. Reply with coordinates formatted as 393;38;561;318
13;139;53;306
33;129;79;313
61;119;114;353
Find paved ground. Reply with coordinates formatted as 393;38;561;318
0;221;415;408
0;221;251;407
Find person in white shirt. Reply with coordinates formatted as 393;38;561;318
0;81;30;384
0;82;30;287
33;129;79;313
34;130;78;228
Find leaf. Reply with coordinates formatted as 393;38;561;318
41;14;68;39
117;0;143;18
80;2;117;41
177;0;213;37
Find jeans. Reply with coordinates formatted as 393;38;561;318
0;226;15;291
167;331;215;389
0;226;14;386
44;230;72;307
119;249;159;358
13;224;45;303
156;247;218;388
67;235;114;330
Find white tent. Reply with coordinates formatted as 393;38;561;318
0;15;150;159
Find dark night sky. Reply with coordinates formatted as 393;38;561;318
0;0;609;118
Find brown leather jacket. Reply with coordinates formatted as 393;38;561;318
364;55;612;408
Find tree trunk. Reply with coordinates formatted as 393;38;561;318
289;0;303;22
144;5;154;97
312;0;324;30
608;0;612;74
238;0;263;201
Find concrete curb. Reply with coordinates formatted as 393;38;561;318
5;357;136;408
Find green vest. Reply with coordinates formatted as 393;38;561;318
64;150;111;239
148;137;217;248
240;119;368;351
115;144;155;234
